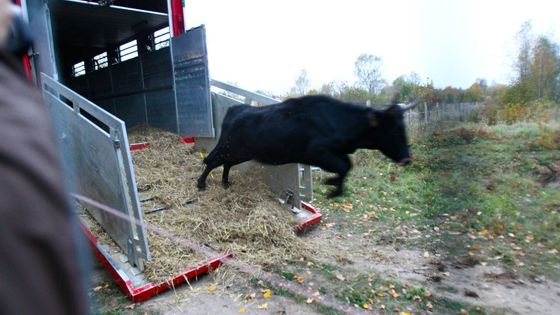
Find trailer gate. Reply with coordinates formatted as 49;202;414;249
172;25;214;137
41;73;150;269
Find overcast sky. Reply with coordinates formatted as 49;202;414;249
186;0;560;95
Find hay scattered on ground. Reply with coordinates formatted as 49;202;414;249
127;126;312;283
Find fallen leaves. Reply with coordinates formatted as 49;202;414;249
125;304;136;310
335;273;346;281
362;211;379;221
293;275;305;284
92;283;110;292
263;289;271;299
257;303;268;310
244;292;257;301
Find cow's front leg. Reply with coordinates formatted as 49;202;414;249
314;152;352;198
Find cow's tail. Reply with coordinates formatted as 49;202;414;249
201;105;245;165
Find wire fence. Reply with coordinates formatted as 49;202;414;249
404;102;483;133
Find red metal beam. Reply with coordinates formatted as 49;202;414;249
294;201;323;234
129;142;150;151
170;0;184;36
13;0;34;82
80;221;230;303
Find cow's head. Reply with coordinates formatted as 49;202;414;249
367;100;417;166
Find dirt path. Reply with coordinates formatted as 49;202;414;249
303;225;560;315
90;261;321;315
90;218;560;315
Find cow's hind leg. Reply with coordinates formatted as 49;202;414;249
221;157;251;189
222;163;232;188
197;147;226;190
197;164;218;190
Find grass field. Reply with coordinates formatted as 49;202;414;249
302;120;560;314
319;121;559;276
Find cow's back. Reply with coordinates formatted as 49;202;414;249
218;96;370;164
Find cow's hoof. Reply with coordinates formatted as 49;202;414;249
222;182;230;189
327;190;343;198
197;183;206;191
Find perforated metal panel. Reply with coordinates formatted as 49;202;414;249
142;48;177;132
205;90;313;207
172;25;214;137
41;73;150;270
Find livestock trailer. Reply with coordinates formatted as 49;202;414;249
19;0;320;301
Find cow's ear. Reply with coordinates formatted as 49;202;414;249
368;110;380;127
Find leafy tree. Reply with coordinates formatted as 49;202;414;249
417;78;442;104
529;36;560;100
467;81;484;102
392;76;415;102
505;21;560;105
442;86;460;103
336;82;370;104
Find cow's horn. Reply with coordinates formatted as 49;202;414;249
398;99;419;111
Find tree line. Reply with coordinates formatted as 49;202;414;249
286;20;559;122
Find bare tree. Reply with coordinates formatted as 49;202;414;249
515;20;534;82
354;54;384;95
289;69;310;96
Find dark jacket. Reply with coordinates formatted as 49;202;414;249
0;50;88;315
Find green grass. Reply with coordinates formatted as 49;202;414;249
314;121;560;277
297;120;560;313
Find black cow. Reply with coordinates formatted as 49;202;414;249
197;95;416;197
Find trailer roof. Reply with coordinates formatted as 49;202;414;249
110;0;168;14
50;0;168;64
